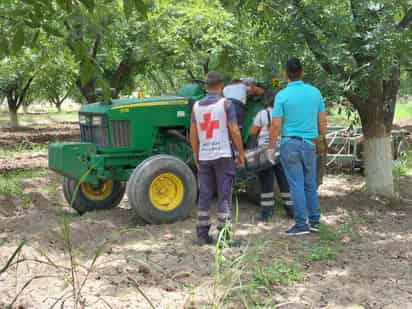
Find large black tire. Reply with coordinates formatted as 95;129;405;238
62;177;126;215
126;155;197;224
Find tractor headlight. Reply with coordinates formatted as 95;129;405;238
92;116;103;126
79;114;87;125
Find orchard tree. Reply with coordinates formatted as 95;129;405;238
63;1;150;102
159;0;238;77
35;47;78;112
0;50;40;127
236;0;412;197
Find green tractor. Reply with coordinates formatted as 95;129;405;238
49;82;324;224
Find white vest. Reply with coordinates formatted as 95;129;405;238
223;83;247;104
257;108;272;146
194;99;232;161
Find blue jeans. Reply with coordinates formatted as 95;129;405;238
279;139;320;227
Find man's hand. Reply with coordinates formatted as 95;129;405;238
190;122;200;169
237;152;245;168
228;122;245;168
268;117;282;149
267;147;275;165
193;153;199;169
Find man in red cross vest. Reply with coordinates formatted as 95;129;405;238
190;71;245;246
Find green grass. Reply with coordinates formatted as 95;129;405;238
0;111;78;128
0;142;48;158
394;103;412;122
253;260;304;287
0;169;49;196
305;243;340;261
328;102;412;127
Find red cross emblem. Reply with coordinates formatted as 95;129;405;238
199;112;220;139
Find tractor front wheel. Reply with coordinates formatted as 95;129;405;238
127;155;197;224
63;177;126;215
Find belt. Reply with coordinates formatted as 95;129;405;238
282;136;316;145
282;136;304;140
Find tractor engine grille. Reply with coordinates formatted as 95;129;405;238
79;113;109;147
111;120;131;147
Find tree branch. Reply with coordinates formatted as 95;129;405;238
398;7;412;28
16;75;35;109
291;0;345;76
61;88;72;103
187;70;196;81
91;35;100;59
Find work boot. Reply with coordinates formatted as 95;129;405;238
194;235;214;246
216;228;241;248
195;226;213;246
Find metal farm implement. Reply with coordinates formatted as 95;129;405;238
325;126;410;172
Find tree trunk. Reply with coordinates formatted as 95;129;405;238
7;94;19;128
363;136;394;196
56;103;62;112
353;78;398;197
9;109;18;127
76;79;96;103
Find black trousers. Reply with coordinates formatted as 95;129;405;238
257;163;290;194
257;163;293;217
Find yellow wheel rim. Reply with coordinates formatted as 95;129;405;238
81;180;114;201
149;173;184;212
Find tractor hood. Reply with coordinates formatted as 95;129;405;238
80;96;188;114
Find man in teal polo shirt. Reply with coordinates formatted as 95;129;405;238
268;58;327;235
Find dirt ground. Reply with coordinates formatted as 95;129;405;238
1;171;412;308
1;119;412;308
0;122;79;171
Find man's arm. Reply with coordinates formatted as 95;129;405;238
190;122;199;167
246;83;265;96
249;113;262;137
268;117;282;149
318;111;327;136
249;125;260;137
228;123;245;167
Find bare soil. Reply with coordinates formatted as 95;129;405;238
0;123;79;172
0;123;79;150
1;172;412;308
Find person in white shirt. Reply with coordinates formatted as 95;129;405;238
249;91;293;221
223;79;264;128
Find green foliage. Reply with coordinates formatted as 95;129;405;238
0;169;48;196
253;260;304;287
395;103;412;122
305;243;340;261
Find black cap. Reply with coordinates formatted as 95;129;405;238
286;57;303;74
205;71;223;87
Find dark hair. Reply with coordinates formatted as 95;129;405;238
204;71;224;87
264;91;275;108
286;57;303;81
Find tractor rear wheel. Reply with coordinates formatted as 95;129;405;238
127;155;197;224
63;177;126;215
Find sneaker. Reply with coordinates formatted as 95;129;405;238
309;223;320;232
286;224;310;236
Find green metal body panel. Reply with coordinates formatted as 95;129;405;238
48;84;265;183
48;142;98;180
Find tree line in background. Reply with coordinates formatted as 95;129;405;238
0;0;411;197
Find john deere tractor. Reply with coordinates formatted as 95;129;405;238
49;82;324;224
